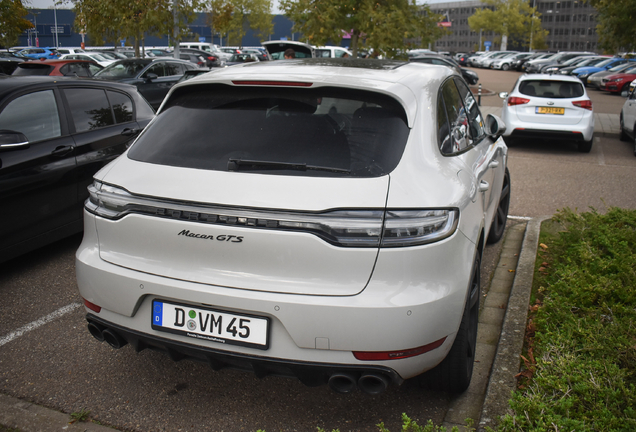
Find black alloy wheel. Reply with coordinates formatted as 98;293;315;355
487;168;511;244
420;254;480;393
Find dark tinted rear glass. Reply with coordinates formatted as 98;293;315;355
519;80;585;98
12;64;53;76
128;84;410;177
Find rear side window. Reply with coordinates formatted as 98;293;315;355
519;80;584;98
64;88;114;132
128;84;410;177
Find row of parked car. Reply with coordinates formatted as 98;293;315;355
456;50;636;95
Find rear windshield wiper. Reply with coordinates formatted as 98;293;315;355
227;158;351;174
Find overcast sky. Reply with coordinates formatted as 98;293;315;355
27;0;462;13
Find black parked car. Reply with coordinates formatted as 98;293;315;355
94;58;198;109
179;48;224;68
0;76;155;263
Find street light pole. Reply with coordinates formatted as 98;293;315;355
529;0;536;52
173;0;180;59
54;2;59;47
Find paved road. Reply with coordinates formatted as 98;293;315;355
1;68;635;432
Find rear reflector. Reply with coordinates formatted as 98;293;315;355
231;80;313;87
508;97;530;106
572;99;592;110
83;298;101;313
353;337;447;361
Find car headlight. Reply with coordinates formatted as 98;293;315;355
545;67;558;72
86;181;459;248
579;74;589;79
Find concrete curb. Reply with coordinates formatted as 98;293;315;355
478;216;552;432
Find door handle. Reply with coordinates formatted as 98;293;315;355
488;160;500;169
121;128;140;137
479;181;490;192
51;145;74;157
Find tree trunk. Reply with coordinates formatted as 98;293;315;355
350;30;360;58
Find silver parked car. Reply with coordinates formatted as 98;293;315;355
76;59;510;395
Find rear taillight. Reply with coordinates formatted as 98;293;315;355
572;100;592;110
83;298;101;313
508;97;530;106
353;337;447;360
208;56;217;61
86;181;459;248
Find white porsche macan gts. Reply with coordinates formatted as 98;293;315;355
76;58;510;394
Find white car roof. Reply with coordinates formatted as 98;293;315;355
520;73;585;83
165;60;456;128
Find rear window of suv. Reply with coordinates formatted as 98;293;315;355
518;80;584;98
127;84;410;177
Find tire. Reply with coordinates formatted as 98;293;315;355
620;114;629;142
487;169;510;245
502;63;510;71
578;139;593;153
420;254;480;393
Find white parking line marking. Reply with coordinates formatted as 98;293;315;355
0;303;82;347
596;137;605;166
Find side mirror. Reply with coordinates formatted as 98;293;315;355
486;114;506;138
144;73;159;82
0;130;29;152
498;91;509;99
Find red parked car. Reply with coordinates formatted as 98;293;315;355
11;59;103;77
600;65;636;94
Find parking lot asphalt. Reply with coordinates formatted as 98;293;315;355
0;219;535;432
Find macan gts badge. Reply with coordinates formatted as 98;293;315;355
76;58;510;395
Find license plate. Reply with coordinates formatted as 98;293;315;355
536;107;565;115
152;300;269;350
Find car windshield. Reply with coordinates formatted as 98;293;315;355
128;84;410;178
623;66;636;74
519;80;585;98
577;58;605;67
609;63;634;72
595;58;616;68
95;61;148;78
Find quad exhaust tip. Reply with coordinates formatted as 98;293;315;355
87;322;128;349
328;372;390;394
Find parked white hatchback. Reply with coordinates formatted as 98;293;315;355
620;84;636;156
499;74;594;152
76;59;510;394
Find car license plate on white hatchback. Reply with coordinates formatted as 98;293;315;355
152;300;270;350
536;107;565;115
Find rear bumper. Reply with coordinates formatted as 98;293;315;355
507;128;589;142
85;313;402;387
76;210;477;384
501;108;594;141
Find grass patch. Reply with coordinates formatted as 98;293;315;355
493;207;636;431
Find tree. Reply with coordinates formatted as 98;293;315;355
67;0;202;56
587;0;636;53
206;0;273;47
279;0;444;59
0;0;33;49
468;0;548;51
